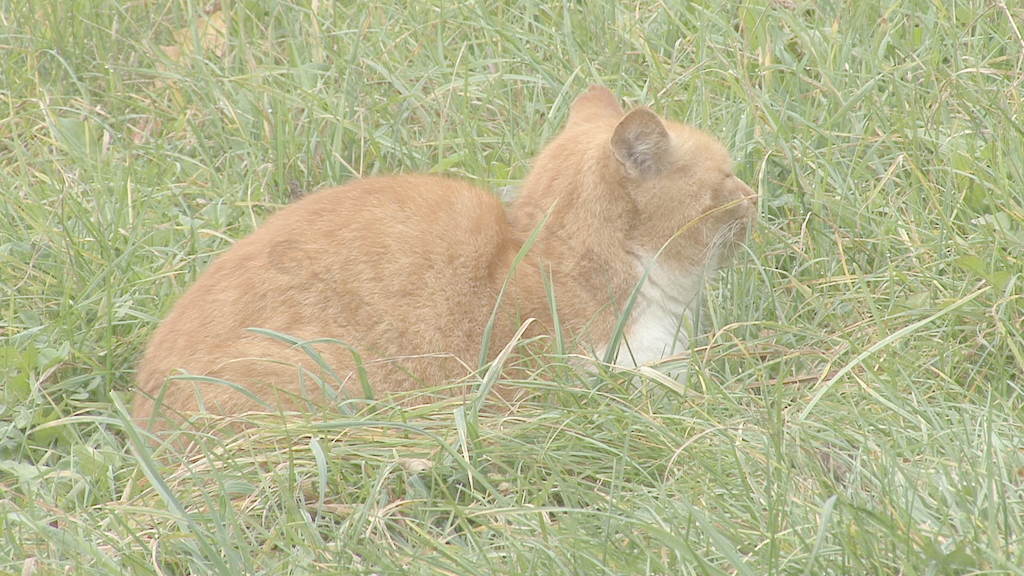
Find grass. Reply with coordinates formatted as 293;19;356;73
1;0;1022;573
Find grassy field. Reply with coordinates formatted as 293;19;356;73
2;0;1023;574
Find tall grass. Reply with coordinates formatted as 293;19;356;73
1;0;1021;574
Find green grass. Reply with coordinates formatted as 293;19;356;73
2;0;1022;573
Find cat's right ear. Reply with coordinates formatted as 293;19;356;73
569;85;623;124
611;108;671;177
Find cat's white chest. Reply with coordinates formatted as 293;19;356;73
612;302;690;367
601;256;702;369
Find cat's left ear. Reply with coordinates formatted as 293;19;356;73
610;108;671;177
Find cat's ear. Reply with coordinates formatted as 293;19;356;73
569;85;623;123
611;108;671;176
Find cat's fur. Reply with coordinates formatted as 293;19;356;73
132;86;756;431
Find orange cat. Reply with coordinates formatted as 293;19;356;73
132;86;756;432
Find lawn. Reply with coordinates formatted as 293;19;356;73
1;0;1022;574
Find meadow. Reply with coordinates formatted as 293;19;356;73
1;0;1022;574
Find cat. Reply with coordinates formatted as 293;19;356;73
131;86;756;433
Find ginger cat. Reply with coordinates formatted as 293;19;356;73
132;86;756;432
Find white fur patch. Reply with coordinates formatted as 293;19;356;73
599;252;705;371
609;302;688;367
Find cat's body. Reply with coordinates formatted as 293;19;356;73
132;86;756;431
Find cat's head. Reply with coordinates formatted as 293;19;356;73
517;86;756;276
580;87;757;272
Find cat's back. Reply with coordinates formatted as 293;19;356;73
268;174;510;259
135;175;517;410
168;174;512;299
